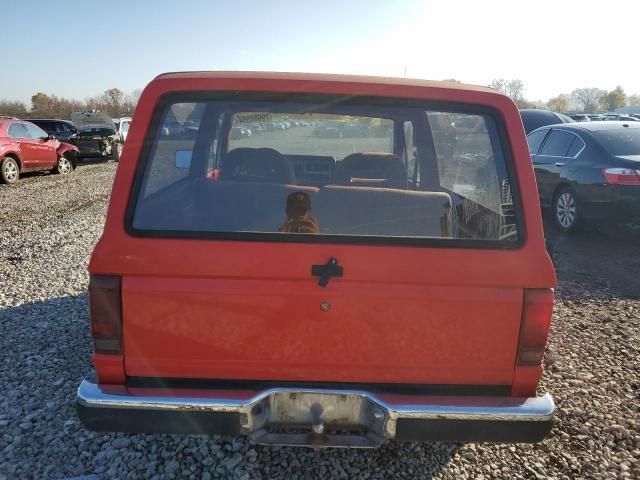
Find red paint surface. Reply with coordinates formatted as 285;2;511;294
123;277;523;384
93;353;125;384
512;365;544;397
89;72;556;393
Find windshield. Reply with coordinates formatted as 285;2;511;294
593;128;640;156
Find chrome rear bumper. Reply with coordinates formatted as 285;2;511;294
77;380;554;447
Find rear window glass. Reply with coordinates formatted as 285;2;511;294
592;128;640;156
137;103;207;196
229;113;394;159
566;136;585;157
131;97;519;244
526;130;548;155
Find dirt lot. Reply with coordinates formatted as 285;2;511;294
0;161;638;479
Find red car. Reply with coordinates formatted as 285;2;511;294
0;116;79;184
77;72;556;447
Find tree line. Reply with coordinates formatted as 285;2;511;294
489;78;640;113
0;88;141;120
3;81;640;119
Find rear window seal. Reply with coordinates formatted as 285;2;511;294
125;91;526;250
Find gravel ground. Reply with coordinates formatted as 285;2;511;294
0;162;638;479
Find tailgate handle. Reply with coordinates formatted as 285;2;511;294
311;258;343;287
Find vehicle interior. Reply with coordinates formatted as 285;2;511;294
133;99;517;242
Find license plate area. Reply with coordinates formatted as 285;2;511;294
244;390;390;448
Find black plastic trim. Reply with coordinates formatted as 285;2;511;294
125;377;512;397
395;418;553;443
77;400;552;443
77;402;240;436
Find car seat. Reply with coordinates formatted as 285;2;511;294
334;152;407;189
221;147;297;184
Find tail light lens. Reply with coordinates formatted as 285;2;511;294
603;168;640;185
89;275;122;354
517;289;554;365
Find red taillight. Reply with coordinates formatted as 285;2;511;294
603;168;640;185
89;275;122;354
517;289;554;365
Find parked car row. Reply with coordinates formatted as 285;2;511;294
569;113;640;122
239;118;317;136
522;109;640;135
161;115;396;141
519;109;640;232
161;117;318;140
29;112;130;161
311;120;393;138
0;116;80;184
0;112;131;185
601;113;639;121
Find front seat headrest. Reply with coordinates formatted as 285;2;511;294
335;152;407;189
222;147;297;184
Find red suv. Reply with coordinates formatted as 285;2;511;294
77;72;556;447
0;116;79;184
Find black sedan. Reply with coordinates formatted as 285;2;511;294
520;109;573;134
528;122;640;232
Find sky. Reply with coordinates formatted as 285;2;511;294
2;0;639;105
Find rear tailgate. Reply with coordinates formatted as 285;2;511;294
120;242;526;386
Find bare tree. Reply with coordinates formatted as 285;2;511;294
547;95;569;113
506;79;525;102
0;100;28;118
490;78;525;104
122;89;142;115
599;86;626;112
628;94;640;106
572;88;606;114
102;88;125;117
489;78;507;95
2;87;141;120
31;92;55;117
